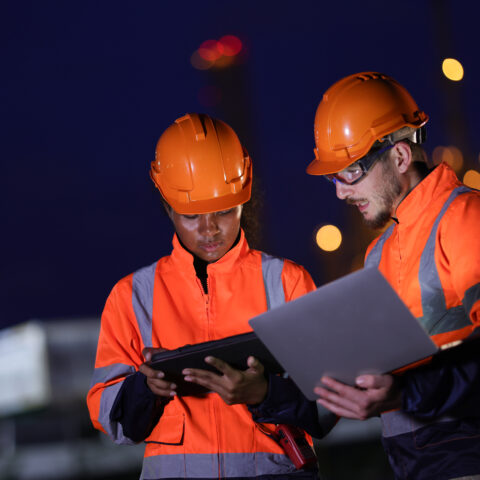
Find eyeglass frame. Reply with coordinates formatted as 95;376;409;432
324;143;395;186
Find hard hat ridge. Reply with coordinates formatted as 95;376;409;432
150;113;252;214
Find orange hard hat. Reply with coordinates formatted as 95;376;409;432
307;72;429;175
150;113;252;214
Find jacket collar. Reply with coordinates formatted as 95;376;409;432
394;162;462;225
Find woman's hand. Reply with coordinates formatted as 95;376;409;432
182;356;268;405
139;347;177;398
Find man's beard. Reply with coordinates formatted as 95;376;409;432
363;162;402;230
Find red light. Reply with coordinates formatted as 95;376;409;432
218;35;242;56
198;40;222;61
191;35;244;71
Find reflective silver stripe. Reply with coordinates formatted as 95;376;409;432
381;409;459;438
418;186;471;333
89;363;136;389
261;253;285;309
464;282;480;320
140;452;295;479
99;380;137;445
419;305;472;335
260;253;337;432
364;224;395;269
132;261;158;348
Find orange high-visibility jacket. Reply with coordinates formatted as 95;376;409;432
364;162;480;474
87;231;317;479
365;163;480;345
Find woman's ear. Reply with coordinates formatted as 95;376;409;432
392;141;413;174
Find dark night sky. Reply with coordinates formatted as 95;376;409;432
2;0;479;328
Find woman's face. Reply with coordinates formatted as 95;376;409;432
167;205;242;262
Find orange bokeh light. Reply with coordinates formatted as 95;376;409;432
198;40;222;62
190;50;214;70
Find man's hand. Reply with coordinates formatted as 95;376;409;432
182;356;268;405
314;374;402;420
139;347;177;398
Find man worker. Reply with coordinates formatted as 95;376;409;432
306;72;480;480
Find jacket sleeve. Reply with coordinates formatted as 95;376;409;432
110;371;167;442
402;192;480;419
440;192;480;330
248;260;337;438
402;336;480;418
86;276;151;444
248;374;338;438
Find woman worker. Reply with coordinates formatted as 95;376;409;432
87;113;333;480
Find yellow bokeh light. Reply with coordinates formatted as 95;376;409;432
432;145;463;171
448;146;464;171
316;225;342;252
463;170;480;189
442;58;464;81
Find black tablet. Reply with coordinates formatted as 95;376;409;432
148;331;283;396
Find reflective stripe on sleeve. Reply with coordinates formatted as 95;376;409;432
420;305;472;335
381;409;458;438
418;186;471;333
98;379;137;445
90;363;136;389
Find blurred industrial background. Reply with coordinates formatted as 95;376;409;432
2;0;479;478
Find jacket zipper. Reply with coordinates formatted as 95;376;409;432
197;275;221;476
205;276;222;477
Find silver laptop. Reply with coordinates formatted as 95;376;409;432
249;267;438;401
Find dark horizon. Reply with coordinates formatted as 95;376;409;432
3;0;479;329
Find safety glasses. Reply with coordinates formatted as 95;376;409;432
325;144;395;186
